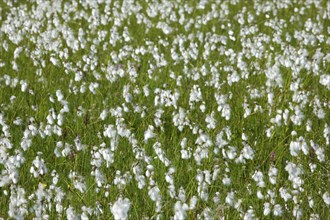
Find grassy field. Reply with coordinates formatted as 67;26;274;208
0;0;329;219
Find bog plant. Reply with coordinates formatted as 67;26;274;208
0;0;329;219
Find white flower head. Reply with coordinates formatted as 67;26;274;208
144;125;156;143
111;197;131;220
263;202;271;216
323;192;330;205
273;204;282;216
173;201;189;220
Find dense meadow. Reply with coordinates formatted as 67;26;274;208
0;0;330;219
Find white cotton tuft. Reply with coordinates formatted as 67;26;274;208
173;201;189;220
263;202;271;216
110;197;131;220
323;192;330;205
144;125;156;143
148;186;161;202
319;74;330;90
273;204;282;216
